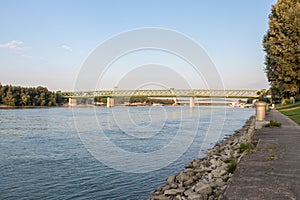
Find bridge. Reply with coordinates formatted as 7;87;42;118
63;89;260;107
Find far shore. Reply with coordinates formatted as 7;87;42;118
0;102;254;109
0;104;71;109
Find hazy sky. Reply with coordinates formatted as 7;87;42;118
0;0;277;91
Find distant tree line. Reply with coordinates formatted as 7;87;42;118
0;83;63;106
94;96;175;105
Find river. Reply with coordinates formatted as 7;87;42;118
0;106;254;199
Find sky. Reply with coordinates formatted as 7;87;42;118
0;0;277;91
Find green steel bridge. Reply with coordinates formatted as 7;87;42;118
63;89;261;107
63;89;260;99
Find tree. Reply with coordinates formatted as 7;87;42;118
48;92;57;106
3;88;15;106
55;91;63;104
263;0;300;98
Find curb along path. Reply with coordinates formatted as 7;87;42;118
222;110;300;200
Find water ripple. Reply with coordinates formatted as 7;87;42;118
0;107;254;199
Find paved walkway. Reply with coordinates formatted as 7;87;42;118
222;110;300;200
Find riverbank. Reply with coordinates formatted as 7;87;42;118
149;115;256;200
222;110;300;199
0;104;96;109
0;104;52;109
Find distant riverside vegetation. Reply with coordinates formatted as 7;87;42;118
0;84;175;107
0;84;63;107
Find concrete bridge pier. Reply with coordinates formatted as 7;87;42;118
107;97;114;108
68;98;77;107
190;97;195;108
173;97;178;105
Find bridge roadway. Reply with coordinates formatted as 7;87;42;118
63;89;260;108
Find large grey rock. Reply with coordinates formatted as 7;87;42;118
175;195;183;200
195;184;212;195
183;179;194;187
164;189;184;196
211;169;227;178
188;194;203;200
177;171;192;182
152;195;170;200
184;189;203;200
170;183;178;189
166;175;175;185
154;187;163;195
209;158;219;166
215;178;225;187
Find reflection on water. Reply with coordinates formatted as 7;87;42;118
0;106;254;199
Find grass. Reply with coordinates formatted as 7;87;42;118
276;101;300;125
261;145;278;161
239;142;253;154
264;120;281;127
225;157;238;174
265;151;277;161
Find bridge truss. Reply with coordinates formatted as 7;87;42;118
63;89;260;99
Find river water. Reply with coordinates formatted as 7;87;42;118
0;106;254;199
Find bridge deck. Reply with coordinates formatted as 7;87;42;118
63;89;259;99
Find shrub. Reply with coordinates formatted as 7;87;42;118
225;157;238;174
281;99;291;106
264;120;281;127
239;142;252;154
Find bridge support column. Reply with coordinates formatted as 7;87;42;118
173;97;178;105
107;97;114;108
68;98;77;107
189;97;195;108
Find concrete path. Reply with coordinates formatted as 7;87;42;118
222;110;300;200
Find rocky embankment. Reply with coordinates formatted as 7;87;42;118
149;116;256;200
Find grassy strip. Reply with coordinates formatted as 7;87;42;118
276;101;300;125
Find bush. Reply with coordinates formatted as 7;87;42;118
225;157;238;174
281;99;291;106
239;142;252;154
264;120;281;127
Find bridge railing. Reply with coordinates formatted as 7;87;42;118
62;89;260;99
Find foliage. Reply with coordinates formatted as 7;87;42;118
263;0;300;98
239;142;253;154
264;120;282;127
0;84;63;107
129;96;149;104
225;157;238;174
246;98;256;104
281;98;292;105
277;99;300;110
94;96;175;105
149;98;175;105
94;97;107;103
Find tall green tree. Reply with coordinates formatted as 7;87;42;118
55;91;63;104
3;88;15;106
263;0;300;98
